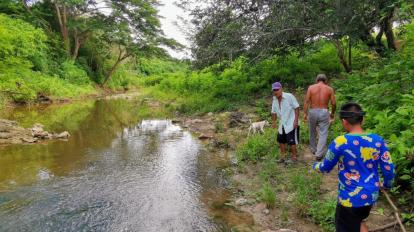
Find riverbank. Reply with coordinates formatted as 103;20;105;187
173;107;412;232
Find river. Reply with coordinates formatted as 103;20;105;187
0;97;251;231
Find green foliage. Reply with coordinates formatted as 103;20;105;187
0;14;47;70
139;58;188;76
308;199;336;232
0;14;96;103
106;68;141;90
145;48;342;114
236;129;278;162
255;99;270;120
402;212;414;226
307;42;343;74
60;60;91;85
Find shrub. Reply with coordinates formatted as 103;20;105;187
60;60;91;85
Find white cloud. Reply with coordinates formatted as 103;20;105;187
157;0;191;59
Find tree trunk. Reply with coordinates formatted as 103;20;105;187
378;0;396;51
360;28;376;49
333;39;352;73
348;38;352;71
54;3;70;56
72;29;81;60
383;7;396;50
375;26;385;54
102;50;130;86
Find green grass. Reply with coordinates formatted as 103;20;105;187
236;129;278;162
258;182;276;208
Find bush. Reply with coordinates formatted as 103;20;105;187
60;60;91;85
106;67;140;90
0;14;47;70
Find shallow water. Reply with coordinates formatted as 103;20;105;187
0;98;247;231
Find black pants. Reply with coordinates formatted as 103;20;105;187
277;126;299;145
335;204;372;232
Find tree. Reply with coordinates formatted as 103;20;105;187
99;0;182;85
180;0;412;71
4;0;181;84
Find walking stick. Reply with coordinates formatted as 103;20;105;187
378;188;407;232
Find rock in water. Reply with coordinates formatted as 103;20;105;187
55;131;70;139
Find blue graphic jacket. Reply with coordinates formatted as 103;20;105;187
313;133;395;207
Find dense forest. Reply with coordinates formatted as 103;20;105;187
0;0;413;229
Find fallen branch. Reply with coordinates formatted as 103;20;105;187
370;220;398;231
380;188;407;232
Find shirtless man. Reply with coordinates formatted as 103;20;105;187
304;74;336;161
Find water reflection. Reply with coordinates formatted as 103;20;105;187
0;98;225;231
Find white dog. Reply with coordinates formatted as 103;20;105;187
248;120;269;135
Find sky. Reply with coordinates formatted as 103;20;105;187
157;0;191;59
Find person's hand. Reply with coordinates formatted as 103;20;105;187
303;113;308;123
272;122;277;129
293;120;298;129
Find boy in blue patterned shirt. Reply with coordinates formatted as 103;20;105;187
313;103;395;232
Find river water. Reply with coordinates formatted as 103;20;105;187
0;98;250;231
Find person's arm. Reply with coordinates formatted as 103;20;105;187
379;139;395;189
272;113;277;129
271;98;278;129
294;107;299;128
304;87;311;122
313;140;341;173
291;95;300;128
330;89;336;121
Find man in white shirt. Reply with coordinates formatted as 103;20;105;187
271;82;300;162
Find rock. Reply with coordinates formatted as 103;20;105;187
21;137;37;143
229;112;248;128
198;134;212;140
0;132;12;139
254;203;267;212
235;198;249;206
207;112;213;116
31;123;44;135
55;131;70;139
0;119;70;145
37;93;52;104
33;131;50;139
192;119;203;123
262;209;270;215
171;119;181;123
211;139;230;148
0;119;18;132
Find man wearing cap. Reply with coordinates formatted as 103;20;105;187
271;82;300;162
304;74;337;161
